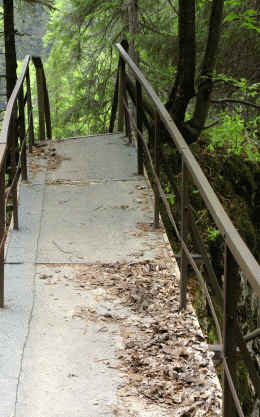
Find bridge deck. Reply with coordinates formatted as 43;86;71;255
0;134;221;416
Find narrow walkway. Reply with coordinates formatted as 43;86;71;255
0;134;221;416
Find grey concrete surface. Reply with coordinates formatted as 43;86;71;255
6;158;47;264
37;180;162;263
1;159;48;417
15;265;124;417
1;134;173;417
47;134;139;183
0;265;35;417
37;134;163;264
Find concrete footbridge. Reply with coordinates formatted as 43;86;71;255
0;45;259;417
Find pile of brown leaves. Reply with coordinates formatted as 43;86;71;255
28;142;71;173
73;260;222;416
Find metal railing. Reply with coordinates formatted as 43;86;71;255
110;41;260;417
0;55;51;308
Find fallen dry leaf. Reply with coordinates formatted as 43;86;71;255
67;260;222;415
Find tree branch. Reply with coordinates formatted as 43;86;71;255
22;0;55;10
166;0;178;15
244;328;260;343
211;98;260;110
140;15;175;37
202;119;220;129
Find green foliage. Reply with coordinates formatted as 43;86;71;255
207;227;220;241
213;72;260;96
43;0;134;136
224;1;260;33
42;0;180;137
207;113;260;162
165;182;175;207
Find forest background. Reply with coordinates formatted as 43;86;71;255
0;0;260;416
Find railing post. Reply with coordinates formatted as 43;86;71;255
10;112;19;230
223;244;239;417
124;102;131;142
136;79;144;175
154;111;160;228
109;67;119;133
118;57;126;133
180;157;189;310
18;85;27;181
26;68;35;152
42;68;52;140
33;57;45;141
0;153;5;308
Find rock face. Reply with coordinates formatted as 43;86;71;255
14;3;50;59
0;1;50;60
0;2;50;114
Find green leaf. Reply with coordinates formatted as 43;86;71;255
224;12;238;22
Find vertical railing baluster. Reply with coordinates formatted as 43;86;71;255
0;154;5;308
180;157;189;310
124;101;131;142
26;68;35;153
33;57;45;141
18;85;27;181
42;68;52;140
118;57;125;133
136;79;144;175
154;111;160;228
41;66;52;140
223;244;238;417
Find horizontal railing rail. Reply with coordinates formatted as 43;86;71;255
110;41;260;417
0;55;51;308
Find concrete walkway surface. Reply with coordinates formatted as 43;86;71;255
0;134;222;417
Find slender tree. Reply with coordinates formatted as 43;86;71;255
127;0;139;65
3;0;17;100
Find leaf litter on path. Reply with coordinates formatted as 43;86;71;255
41;259;222;416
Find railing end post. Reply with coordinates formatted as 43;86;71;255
136;79;144;175
118;57;125;133
153;112;160;228
0;163;5;309
0;262;4;308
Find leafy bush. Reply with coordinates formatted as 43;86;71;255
207;113;260;162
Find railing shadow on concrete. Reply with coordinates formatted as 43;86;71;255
0;55;51;308
110;40;260;417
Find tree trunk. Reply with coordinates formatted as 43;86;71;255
190;0;224;137
127;0;139;65
126;0;139;142
165;0;224;145
3;0;17;100
166;0;196;123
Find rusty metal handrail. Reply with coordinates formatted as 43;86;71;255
111;42;260;417
0;55;52;308
115;43;260;297
0;56;31;146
